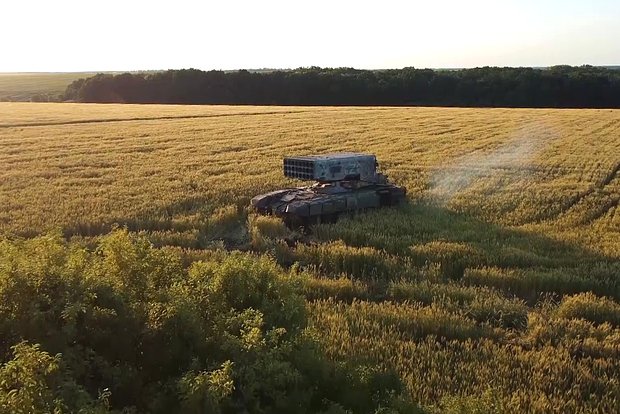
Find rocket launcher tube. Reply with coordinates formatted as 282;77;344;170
283;153;378;183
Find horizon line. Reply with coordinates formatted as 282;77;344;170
2;64;620;75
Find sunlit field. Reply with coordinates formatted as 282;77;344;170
0;73;97;101
1;102;619;412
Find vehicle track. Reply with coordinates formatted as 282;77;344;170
556;160;620;223
0;109;309;129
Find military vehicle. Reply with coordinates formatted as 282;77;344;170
251;153;406;226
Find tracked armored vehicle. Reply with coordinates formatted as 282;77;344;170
251;153;406;226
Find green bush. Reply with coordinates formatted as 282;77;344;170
0;342;107;413
0;230;405;414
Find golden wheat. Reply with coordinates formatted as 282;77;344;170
1;102;619;412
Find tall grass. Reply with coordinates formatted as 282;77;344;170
1;103;619;412
556;292;620;327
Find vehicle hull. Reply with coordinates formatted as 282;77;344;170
251;183;406;226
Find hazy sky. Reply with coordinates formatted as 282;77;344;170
3;0;619;72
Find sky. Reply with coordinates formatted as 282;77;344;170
2;0;619;72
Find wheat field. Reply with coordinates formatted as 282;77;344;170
1;102;619;412
0;73;98;101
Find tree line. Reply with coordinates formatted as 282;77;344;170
62;65;620;108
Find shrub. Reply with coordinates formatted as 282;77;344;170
0;230;407;413
0;342;107;413
186;251;306;331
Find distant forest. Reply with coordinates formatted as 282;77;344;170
63;66;620;108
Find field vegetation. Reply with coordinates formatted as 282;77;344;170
0;103;619;412
0;73;97;102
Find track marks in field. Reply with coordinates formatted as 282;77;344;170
600;161;620;188
0;109;310;129
1;104;619;257
552;161;620;224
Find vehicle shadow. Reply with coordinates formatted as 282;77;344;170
309;202;620;301
60;194;619;301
